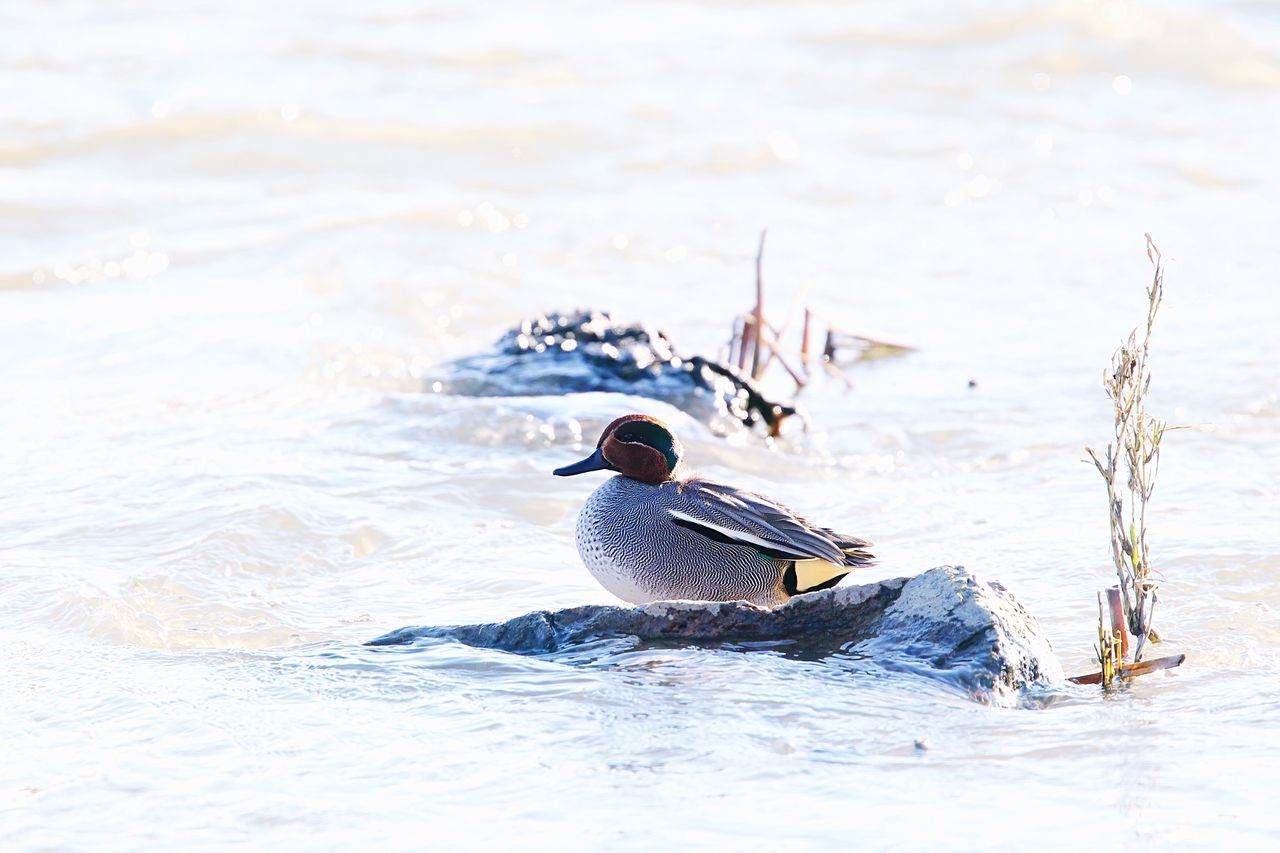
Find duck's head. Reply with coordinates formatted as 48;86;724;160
553;414;683;485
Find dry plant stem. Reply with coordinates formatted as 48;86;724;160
726;318;741;367
1095;591;1121;684
739;315;807;388
753;323;806;387
757;292;803;376
1085;233;1168;665
800;308;812;373
750;229;767;379
756;318;784;375
726;232;909;395
1107;586;1129;661
736;317;752;371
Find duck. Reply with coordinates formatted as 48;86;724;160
553;414;874;607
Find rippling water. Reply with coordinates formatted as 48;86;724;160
4;0;1280;847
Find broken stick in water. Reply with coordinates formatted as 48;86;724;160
1068;654;1186;686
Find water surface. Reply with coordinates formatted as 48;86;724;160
4;0;1280;848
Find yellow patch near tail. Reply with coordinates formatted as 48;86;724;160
792;559;849;593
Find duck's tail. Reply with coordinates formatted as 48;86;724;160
784;536;874;596
834;534;875;569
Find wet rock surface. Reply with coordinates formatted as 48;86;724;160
431;309;798;434
368;565;1064;701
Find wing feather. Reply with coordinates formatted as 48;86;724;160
666;479;853;565
667;511;817;560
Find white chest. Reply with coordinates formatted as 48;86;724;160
574;480;658;605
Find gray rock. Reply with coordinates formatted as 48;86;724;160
367;566;1063;701
429;309;798;435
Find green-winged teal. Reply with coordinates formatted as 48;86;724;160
554;414;874;606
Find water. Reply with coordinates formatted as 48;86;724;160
4;0;1280;847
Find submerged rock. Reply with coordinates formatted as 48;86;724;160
431;309;798;434
367;565;1064;701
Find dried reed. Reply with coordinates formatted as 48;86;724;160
1085;234;1168;674
725;230;913;394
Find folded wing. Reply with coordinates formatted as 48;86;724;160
667;479;872;570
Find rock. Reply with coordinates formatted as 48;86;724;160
429;309;798;435
855;566;1065;699
367;566;1063;702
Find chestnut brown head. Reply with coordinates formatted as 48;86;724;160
552;414;682;485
